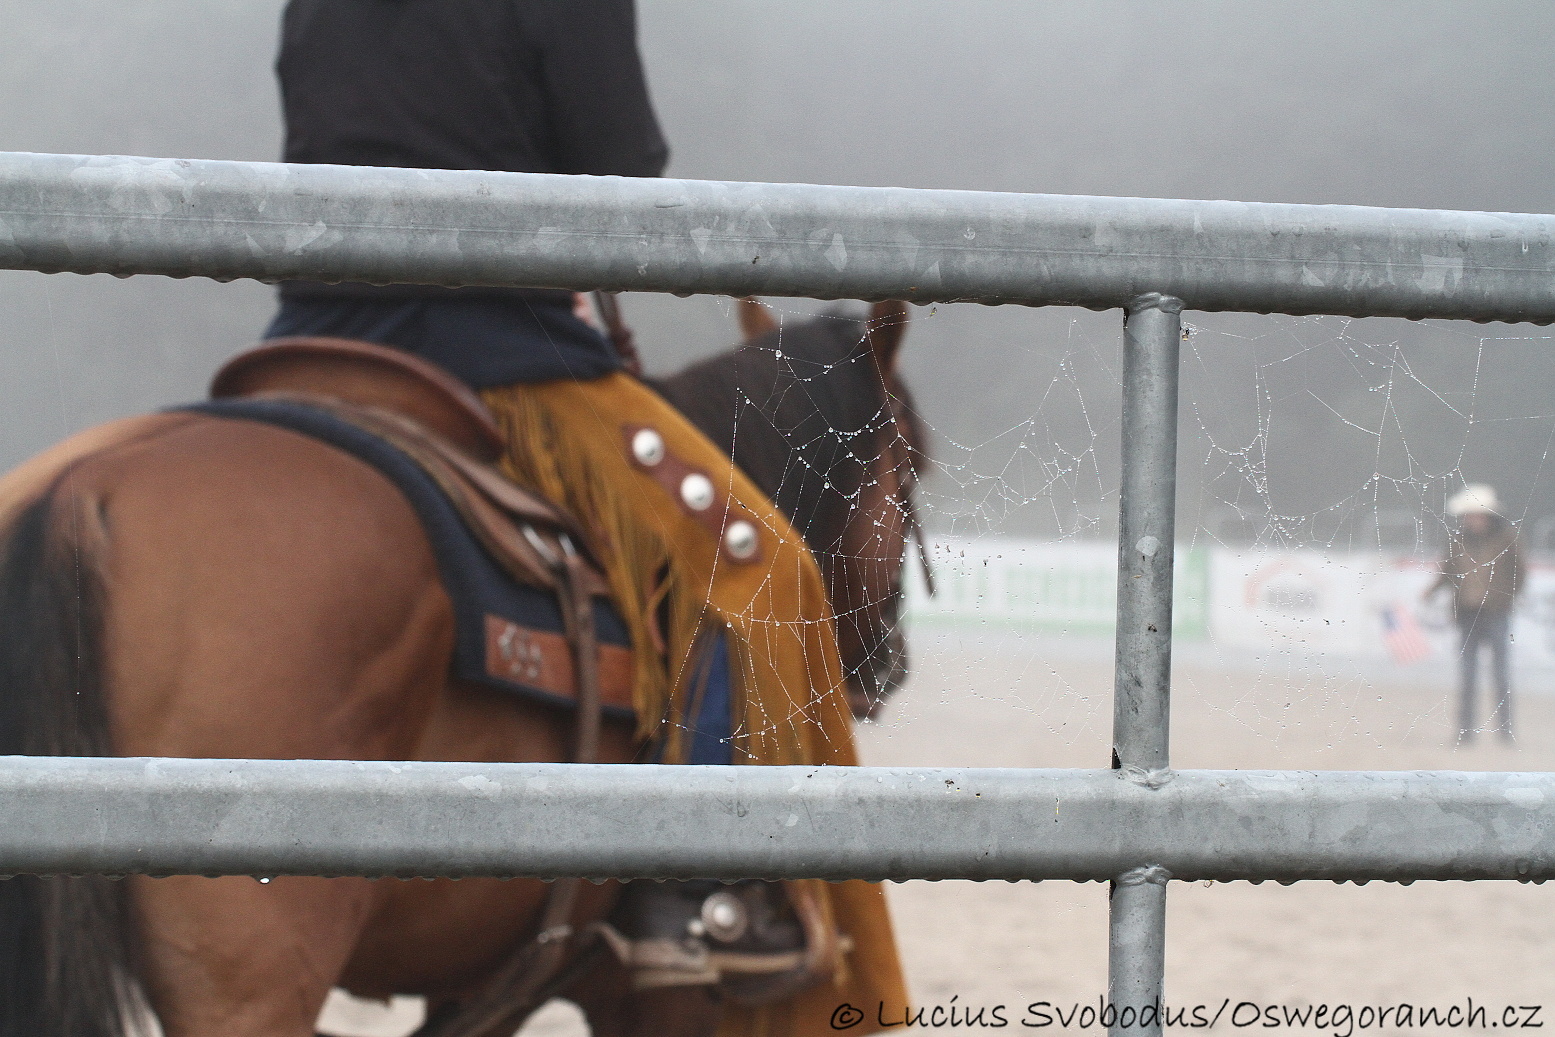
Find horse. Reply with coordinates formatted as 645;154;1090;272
0;298;925;1037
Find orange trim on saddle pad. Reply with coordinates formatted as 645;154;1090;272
484;614;636;712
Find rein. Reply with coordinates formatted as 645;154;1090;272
418;529;607;1037
593;291;644;378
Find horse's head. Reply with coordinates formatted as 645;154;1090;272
659;299;929;719
821;300;928;719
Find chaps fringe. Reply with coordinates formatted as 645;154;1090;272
479;376;908;1037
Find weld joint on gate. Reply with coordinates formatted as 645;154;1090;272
1125;292;1185;317
1118;765;1175;790
1115;864;1171;887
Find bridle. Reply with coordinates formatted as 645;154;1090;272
882;389;935;600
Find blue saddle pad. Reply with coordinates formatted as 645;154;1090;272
175;398;734;764
180;398;634;716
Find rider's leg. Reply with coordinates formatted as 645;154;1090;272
479;372;907;1024
1458;619;1481;740
1487;611;1513;738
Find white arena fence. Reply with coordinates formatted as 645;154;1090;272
907;536;1555;672
4;152;1555;1036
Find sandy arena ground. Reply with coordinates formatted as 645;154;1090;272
317;631;1555;1036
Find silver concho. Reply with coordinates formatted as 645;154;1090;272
723;519;759;560
699;889;749;943
631;427;666;467
680;472;715;511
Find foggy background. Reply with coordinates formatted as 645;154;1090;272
4;0;1555;548
9;8;1555;1033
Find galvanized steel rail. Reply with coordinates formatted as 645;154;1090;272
2;152;1555;321
1108;293;1183;1030
1;758;1552;882
4;151;1555;1033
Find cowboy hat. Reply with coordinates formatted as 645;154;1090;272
1447;483;1501;517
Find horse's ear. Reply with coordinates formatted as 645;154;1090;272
864;300;909;372
737;297;778;342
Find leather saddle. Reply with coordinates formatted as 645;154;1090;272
211;339;829;1027
210;337;627;713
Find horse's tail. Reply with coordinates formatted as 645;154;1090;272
0;488;144;1037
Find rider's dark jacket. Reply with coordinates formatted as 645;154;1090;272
269;0;669;384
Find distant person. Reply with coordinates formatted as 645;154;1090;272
1424;484;1524;742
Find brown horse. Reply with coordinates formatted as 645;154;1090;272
0;300;923;1037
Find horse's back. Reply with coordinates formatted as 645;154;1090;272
0;414;188;530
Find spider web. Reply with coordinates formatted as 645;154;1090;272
560;288;1555;800
825;302;1555;1035
678;297;1555;1035
680;297;1555;774
6;272;1555;1034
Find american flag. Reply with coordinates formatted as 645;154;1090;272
1380;604;1433;665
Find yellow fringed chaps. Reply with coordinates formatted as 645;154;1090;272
480;373;906;1037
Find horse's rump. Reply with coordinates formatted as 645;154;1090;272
0;418;188;1037
0;410;567;1035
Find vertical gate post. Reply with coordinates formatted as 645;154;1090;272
1107;292;1183;1037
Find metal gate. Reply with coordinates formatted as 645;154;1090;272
3;152;1554;1035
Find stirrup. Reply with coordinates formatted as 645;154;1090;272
599;880;848;1005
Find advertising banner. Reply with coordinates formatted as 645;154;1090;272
906;537;1209;639
1213;548;1555;671
907;537;1555;674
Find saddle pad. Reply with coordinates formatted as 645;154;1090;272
177;397;638;719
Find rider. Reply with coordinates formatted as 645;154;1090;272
268;0;666;383
266;2;905;1033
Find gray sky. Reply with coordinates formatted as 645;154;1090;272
4;1;1554;542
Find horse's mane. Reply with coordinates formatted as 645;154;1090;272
653;308;925;554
